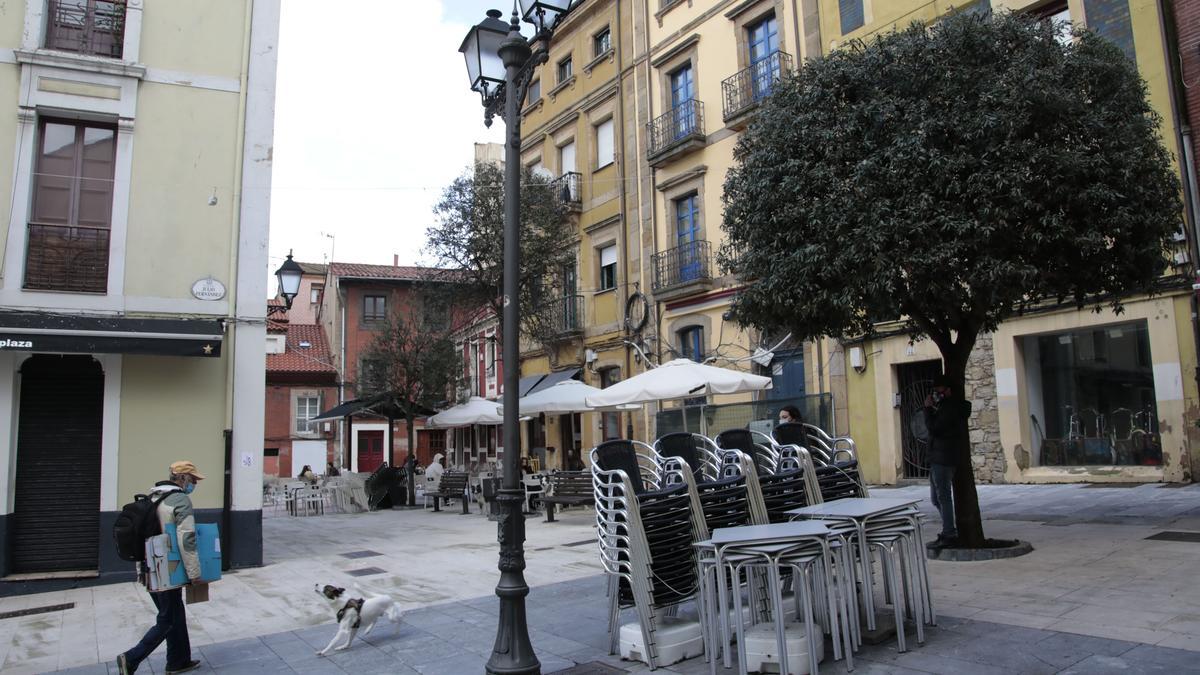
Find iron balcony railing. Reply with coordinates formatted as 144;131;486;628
652;240;712;292
722;51;792;121
647;99;705;159
45;0;126;59
550;294;584;334
24;223;110;293
552;171;581;206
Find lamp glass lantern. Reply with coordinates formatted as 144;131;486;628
274;253;304;310
459;10;510;100
519;0;574;33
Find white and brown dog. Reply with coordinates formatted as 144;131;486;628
314;583;403;655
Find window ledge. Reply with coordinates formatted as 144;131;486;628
594;287;617;296
14;48;145;79
584;49;614;75
593;160;614;173
655;0;692;26
549;75;576;100
523;97;545;117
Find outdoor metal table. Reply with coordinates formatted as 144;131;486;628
696;520;849;675
787;497;926;635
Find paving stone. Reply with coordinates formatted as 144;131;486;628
198;637;279;667
412;652;491;674
1057;654;1181;674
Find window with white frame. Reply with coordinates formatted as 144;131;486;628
596;118;614;168
295;394;321;434
598;244;617;290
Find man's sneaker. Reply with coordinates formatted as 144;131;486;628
115;653;132;675
165;660;201;674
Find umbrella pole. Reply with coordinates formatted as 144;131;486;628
682;404;689;435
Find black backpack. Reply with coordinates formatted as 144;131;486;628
113;490;174;562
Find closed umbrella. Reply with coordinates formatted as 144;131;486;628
584;358;772;434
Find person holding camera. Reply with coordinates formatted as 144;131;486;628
923;374;972;547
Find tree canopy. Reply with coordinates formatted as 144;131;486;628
425;161;574;353
719;10;1182;546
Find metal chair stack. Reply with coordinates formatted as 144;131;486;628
591;439;705;669
774;422;868;502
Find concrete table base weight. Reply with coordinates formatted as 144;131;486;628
926;539;1035;561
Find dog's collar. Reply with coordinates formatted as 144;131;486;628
336;598;366;629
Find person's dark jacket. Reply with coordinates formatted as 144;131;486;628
923;397;972;466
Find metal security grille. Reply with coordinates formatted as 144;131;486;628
898;360;943;479
12;355;104;573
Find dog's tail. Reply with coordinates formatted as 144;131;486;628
386;605;403;623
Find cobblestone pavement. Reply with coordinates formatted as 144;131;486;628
9;482;1200;673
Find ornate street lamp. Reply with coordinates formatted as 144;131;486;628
460;4;575;673
269;251;303;316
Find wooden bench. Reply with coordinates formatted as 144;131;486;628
431;471;471;514
541;471;593;522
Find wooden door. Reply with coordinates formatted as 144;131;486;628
358;430;384;473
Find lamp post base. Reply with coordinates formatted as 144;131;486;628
486;489;540;674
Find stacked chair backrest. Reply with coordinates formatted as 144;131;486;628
590;439;704;667
715;428;777;476
654;432;719;484
772;422;810;450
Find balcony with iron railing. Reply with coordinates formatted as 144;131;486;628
548;294;584;337
652;240;712;301
722;51;793;128
24;223;110;293
45;0;127;59
551;171;582;211
646;99;706;167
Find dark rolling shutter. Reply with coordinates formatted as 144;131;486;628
13;355;104;573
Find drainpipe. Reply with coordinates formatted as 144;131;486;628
1158;0;1200;480
339;280;348;468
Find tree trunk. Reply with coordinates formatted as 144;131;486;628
939;343;987;548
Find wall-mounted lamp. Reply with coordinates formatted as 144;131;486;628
849;345;867;373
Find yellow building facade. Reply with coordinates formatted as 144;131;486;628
0;0;279;581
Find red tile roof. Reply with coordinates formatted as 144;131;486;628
266;324;337;375
298;261;327;275
328;262;455;281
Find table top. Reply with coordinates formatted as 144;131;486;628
787;497;919;519
710;521;831;546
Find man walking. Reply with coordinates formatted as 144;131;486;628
924;375;971;547
117;461;207;674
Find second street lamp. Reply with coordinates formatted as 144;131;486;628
460;4;576;674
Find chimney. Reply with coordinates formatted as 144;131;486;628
393;254;398;267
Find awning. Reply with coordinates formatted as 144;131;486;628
312;393;438;422
526;368;580;396
517;374;546;397
0;311;224;357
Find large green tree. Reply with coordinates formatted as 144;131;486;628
720;11;1182;547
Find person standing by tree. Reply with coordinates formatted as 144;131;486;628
923;376;971;547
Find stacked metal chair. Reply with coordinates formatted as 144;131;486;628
591;439;706;669
774;422;869;502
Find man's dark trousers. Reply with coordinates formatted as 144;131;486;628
124;587;191;670
929;462;956;539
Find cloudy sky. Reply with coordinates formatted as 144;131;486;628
267;1;518;280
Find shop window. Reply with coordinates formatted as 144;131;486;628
1024;321;1161;467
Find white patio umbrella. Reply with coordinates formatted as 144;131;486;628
426;396;505;428
583;358;772;433
497;380;641;416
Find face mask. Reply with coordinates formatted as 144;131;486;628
184;482;195;494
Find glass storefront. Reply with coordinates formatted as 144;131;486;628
1023;321;1161;467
